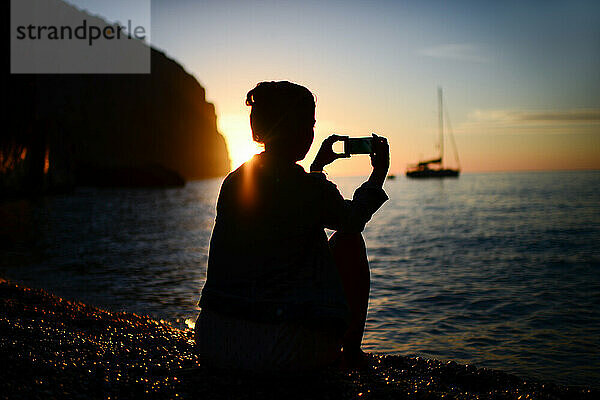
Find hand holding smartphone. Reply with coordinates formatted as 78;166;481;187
311;133;387;172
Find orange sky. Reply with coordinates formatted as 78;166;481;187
218;103;600;176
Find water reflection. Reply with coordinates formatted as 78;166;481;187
1;172;600;387
1;179;223;327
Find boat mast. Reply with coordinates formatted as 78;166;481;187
443;96;461;171
438;86;444;168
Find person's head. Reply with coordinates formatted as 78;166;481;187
246;81;315;162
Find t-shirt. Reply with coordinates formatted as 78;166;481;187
199;152;388;326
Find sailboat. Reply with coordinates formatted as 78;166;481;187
406;87;460;178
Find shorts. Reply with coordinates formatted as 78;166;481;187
195;309;343;373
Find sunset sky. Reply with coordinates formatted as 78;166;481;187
68;0;599;175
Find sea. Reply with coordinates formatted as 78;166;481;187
1;171;599;387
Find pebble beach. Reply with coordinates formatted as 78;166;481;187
0;278;596;400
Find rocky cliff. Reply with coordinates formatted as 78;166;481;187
2;2;230;195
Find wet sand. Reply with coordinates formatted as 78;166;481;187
0;278;596;399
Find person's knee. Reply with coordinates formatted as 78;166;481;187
329;232;365;250
329;232;368;271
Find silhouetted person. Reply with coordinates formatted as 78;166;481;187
196;81;389;372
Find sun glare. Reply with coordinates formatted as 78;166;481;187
218;113;263;170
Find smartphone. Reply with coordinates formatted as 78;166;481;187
344;137;373;155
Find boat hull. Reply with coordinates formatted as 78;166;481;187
406;169;460;178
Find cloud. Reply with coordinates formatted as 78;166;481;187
456;108;600;136
468;109;600;123
418;44;489;63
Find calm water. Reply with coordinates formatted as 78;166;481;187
2;171;599;387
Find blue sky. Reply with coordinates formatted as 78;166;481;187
66;0;600;173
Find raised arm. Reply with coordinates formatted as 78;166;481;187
314;134;390;232
366;133;390;188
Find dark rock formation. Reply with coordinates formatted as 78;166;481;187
1;1;230;196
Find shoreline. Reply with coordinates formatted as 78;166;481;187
0;278;596;399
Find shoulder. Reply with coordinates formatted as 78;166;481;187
220;158;254;188
216;163;248;205
217;155;269;210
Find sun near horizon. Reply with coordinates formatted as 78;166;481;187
218;113;263;170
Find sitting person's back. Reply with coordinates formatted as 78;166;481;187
201;153;348;324
196;81;389;372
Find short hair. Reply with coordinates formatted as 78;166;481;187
246;81;315;144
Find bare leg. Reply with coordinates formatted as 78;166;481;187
329;232;370;363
